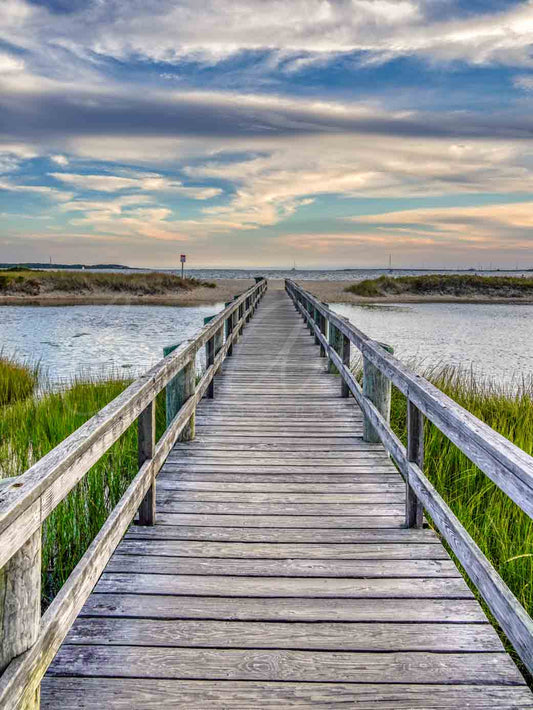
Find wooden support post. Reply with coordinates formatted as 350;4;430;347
137;401;156;526
163;344;196;440
203;315;220;399
225;301;234;356
319;311;327;357
313;306;320;345
0;529;41;707
341;325;350;398
406;400;425;528
233;296;242;340
328;321;343;374
362;342;393;443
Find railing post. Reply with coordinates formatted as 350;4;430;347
406;401;425;528
362;343;393;443
328;319;343;374
0;528;41;708
164;344;196;440
203;315;223;398
313;306;320;345
137;400;156;526
225;302;234;356
341;322;350;398
319;309;327;357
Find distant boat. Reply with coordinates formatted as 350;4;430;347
290;260;297;272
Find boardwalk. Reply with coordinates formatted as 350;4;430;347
41;286;532;708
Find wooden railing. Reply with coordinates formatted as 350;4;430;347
0;277;267;709
285;278;533;676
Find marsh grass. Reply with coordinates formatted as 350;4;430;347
351;358;533;610
0;269;216;296
0;356;38;406
345;273;533;298
0;375;167;605
390;366;533;609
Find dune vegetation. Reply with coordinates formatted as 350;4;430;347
0;268;216;297
345;273;533;298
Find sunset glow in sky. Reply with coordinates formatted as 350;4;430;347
2;0;533;268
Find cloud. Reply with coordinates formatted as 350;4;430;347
346;201;533;252
3;0;533;73
49;170;222;198
50;154;69;165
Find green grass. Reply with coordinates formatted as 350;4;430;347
384;364;533;611
0;357;38;406
0;269;216;296
345;274;533;298
0;375;167;606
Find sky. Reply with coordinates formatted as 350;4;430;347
2;0;533;268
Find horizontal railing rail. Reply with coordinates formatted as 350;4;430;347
285;278;533;677
0;277;267;709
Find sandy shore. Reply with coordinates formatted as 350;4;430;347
2;277;532;306
292;279;533;305
0;278;256;306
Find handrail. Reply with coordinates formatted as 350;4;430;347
0;277;267;708
285;278;533;677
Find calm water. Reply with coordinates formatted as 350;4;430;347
1;292;532;388
181;267;533;281
333;302;533;386
0;303;224;385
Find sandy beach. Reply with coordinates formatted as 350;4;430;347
0;278;257;306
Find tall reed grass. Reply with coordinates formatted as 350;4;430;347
0;356;38;406
377;363;533;612
0;375;166;605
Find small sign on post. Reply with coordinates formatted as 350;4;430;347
180;253;186;279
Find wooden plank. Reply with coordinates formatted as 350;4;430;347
95;573;473;598
79;593;487;623
105;555;459;578
64;618;501;652
156;479;406;492
116;540;448;559
124;525;440;543
156;502;405;516
40;679;533;709
46;647;523;685
156;513;405;528
156;491;406;503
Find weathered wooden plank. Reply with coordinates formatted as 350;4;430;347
116;540;448;559
156;513;405;528
46;647;522;685
95;573;473;598
105;555;459;578
156;491;406;504
40;679;533;709
79;593;487;623
64;618;501;652
156;501;404;516
124;525;440;543
156;479;406;493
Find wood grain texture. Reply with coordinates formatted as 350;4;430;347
47;647;523;685
40;679;533;709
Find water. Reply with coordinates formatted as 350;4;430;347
0;303;224;385
333;301;533;386
184;267;533;282
55;266;533;281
